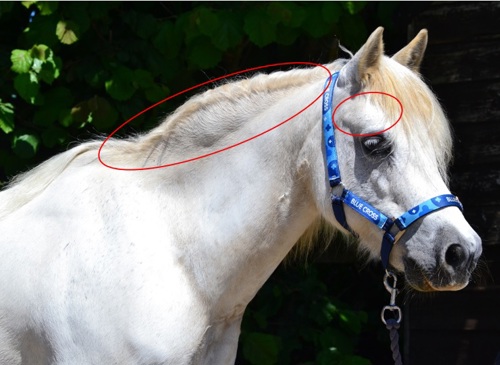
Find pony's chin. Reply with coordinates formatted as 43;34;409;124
403;258;470;292
406;276;468;292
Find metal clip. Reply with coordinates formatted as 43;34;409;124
330;182;344;198
381;271;402;325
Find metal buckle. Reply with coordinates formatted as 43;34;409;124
330;182;344;198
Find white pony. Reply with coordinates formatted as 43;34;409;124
0;27;481;364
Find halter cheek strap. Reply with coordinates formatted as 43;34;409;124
322;72;464;269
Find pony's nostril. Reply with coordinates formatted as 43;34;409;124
445;243;467;268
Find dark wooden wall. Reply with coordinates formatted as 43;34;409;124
404;3;500;365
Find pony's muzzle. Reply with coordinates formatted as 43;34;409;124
404;231;482;292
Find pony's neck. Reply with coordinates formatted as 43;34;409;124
136;73;332;318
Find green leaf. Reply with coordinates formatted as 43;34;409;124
12;133;40;159
38;1;59;15
176;12;195;45
63;2;90;34
210;11;243;51
123;10;158;40
339;309;367;335
153;21;182;59
14;73;40;104
267;3;306;28
39;56;62;84
105;66;136;101
133;69;155;89
33;88;73;127
242;332;281;365
275;24;300;46
244;8;278;47
322;2;343;25
0;101;14;134
11;50;33;74
46;87;74;109
30;44;51;61
87;2;118;20
0;2;14;16
21;1;36;9
347;355;372;365
16;44;62;84
32;58;43;73
56;20;80;45
144;85;169;103
41;126;68;148
187;37;222;69
23;13;60;48
34;107;56;127
71;96;118;130
193;6;219;37
302;4;332;38
22;2;58;15
342;2;367;15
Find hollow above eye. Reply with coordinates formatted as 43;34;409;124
361;135;392;157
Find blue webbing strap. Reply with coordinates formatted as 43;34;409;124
380;194;463;268
331;191;351;232
322;73;341;187
394;194;463;230
381;232;397;269
343;190;391;230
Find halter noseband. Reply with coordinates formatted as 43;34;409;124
322;72;463;268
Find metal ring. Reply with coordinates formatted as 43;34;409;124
381;305;402;325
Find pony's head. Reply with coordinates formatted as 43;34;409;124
324;27;482;291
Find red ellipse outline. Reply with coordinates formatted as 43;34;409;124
98;62;332;171
332;91;403;137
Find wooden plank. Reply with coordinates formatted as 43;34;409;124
421;40;500;85
407;288;500;331
452;121;500;166
450;168;500;199
409;2;500;45
405;3;500;364
432;80;500;124
407;331;500;365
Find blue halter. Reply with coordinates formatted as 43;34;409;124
322;72;463;268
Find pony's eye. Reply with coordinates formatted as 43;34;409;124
361;136;392;157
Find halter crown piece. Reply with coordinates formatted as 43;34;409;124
322;72;464;269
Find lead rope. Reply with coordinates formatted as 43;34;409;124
381;271;403;365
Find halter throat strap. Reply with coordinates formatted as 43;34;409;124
322;72;463;269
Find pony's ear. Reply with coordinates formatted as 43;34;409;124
392;29;428;73
338;27;385;91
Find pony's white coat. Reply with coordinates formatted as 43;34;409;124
0;28;481;364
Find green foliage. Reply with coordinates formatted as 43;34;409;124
10;43;61;105
0;100;14;134
12;132;40;159
56;20;79;45
1;1;392;181
240;263;381;365
0;2;403;363
242;332;282;365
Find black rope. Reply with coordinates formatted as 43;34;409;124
386;318;403;365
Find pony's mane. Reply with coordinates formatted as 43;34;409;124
365;57;453;184
127;59;348;167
